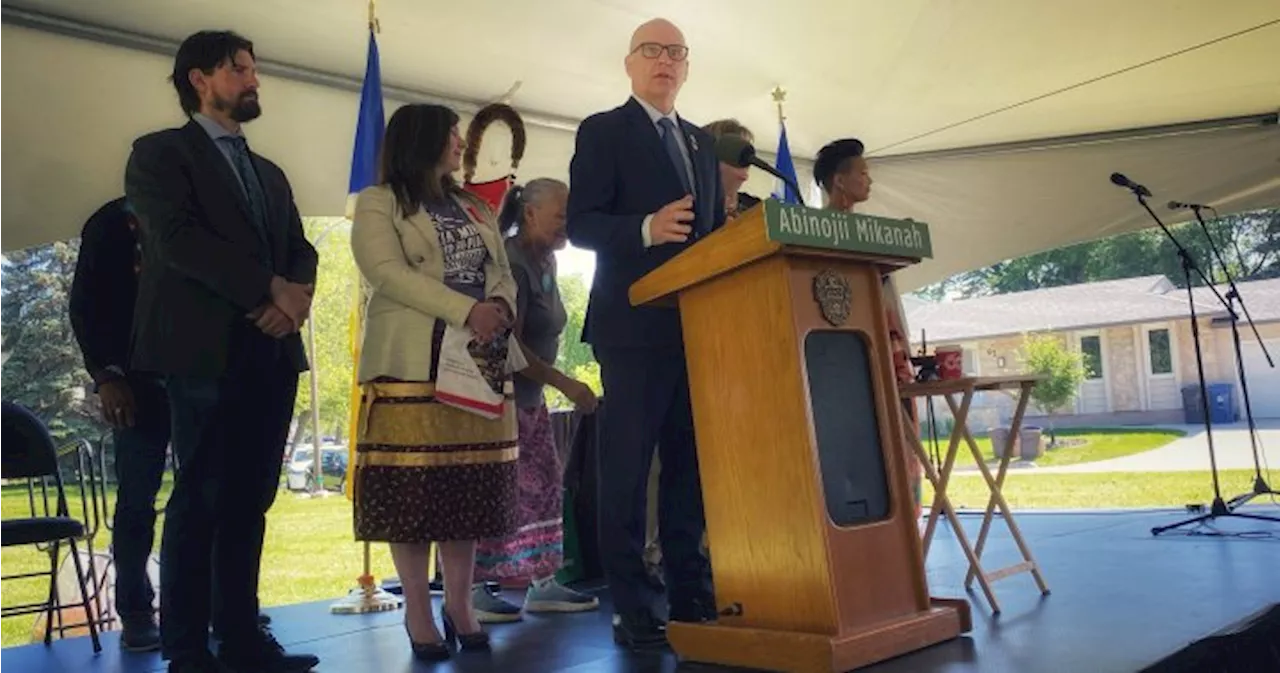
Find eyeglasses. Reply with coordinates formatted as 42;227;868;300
631;42;689;62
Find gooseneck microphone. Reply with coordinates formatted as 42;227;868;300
715;135;806;207
1109;172;1152;197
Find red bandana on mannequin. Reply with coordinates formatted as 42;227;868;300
462;103;527;212
463;175;516;214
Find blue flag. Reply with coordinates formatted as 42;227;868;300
347;30;384;217
771;122;802;205
344;29;384;499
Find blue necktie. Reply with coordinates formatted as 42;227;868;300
221;136;270;248
657;117;694;197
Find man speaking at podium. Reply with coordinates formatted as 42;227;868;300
566;17;725;648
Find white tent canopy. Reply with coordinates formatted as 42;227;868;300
3;0;1278;289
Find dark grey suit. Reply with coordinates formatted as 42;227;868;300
125;118;316;660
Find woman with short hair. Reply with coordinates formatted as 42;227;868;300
814;138;924;520
702;118;762;220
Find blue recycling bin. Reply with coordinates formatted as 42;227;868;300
1206;383;1236;424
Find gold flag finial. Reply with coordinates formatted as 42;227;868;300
367;0;380;33
771;86;787;124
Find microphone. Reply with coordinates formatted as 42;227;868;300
1110;172;1151;197
1168;200;1208;211
715;135;806;206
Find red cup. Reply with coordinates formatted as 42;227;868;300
936;346;963;380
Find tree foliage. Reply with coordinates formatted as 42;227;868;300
1021;334;1085;441
545;272;601;410
294;218;358;442
919;208;1280;299
1;240;105;441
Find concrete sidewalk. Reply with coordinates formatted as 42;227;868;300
955;420;1280;475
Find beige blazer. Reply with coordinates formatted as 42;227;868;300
351;184;518;383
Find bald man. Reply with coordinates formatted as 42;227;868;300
566;18;724;648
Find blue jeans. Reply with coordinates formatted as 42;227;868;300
111;375;171;622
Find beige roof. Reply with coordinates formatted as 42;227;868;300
1194;277;1280;326
908;275;1280;343
2;1;1278;291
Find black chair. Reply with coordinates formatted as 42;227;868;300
1;401;103;653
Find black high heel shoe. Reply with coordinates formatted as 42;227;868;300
441;605;491;651
405;622;451;662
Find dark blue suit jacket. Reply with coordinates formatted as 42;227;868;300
567;98;726;348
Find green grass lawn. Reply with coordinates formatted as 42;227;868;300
1;484;395;649
918;426;1185;470
926;468;1260;510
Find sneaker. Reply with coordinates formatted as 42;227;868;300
121;614;161;652
471;583;523;624
524;580;600;614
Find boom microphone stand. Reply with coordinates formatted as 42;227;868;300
1106;174;1278;535
1178;202;1279;512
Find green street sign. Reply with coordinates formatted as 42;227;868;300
763;199;933;259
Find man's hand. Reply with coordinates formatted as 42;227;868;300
269;276;314;326
98;380;137;429
466;301;510;343
649;195;695;245
248;304;297;338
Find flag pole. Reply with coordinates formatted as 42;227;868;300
330;0;400;616
770;85;804;204
771;85;787;127
367;0;380;33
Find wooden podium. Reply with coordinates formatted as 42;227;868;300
630;201;970;673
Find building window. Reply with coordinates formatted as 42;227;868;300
1148;328;1172;375
1081;335;1103;380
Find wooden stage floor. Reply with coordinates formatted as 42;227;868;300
5;507;1278;673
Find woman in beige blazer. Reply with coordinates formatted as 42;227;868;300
350;103;518;660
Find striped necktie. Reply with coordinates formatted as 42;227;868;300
221;136;270;248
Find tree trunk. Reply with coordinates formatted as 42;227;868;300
286;408;309;459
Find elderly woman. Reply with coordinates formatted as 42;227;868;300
350;103;519;660
813;138;924;520
703;118;762;220
469;178;601;622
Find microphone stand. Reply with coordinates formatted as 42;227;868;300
1117;191;1280;535
1185;205;1278;513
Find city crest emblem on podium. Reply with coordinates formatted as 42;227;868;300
813;269;852;326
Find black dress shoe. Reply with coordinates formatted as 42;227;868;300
405;623;450;662
121;614;161;652
218;628;318;672
441;604;491;651
168;652;233;673
612;610;667;648
212;613;272;640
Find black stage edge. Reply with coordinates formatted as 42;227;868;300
4;508;1278;673
1140;603;1280;673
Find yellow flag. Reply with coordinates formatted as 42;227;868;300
344;278;369;500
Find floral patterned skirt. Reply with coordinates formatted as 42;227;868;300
353;381;519;543
474;403;564;581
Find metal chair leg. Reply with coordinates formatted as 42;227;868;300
68;539;102;653
44;540;59;646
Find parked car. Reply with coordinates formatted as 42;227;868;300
284;445;348;493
